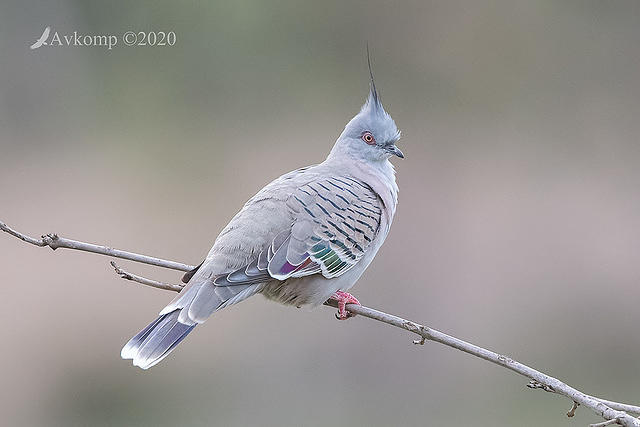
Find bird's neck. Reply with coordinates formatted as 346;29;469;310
364;159;399;217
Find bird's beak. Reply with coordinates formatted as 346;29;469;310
386;144;405;159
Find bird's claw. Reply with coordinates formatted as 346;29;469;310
330;291;360;320
334;312;356;320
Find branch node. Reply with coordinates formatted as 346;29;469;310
527;380;555;393
497;354;514;364
111;261;132;279
42;233;60;250
567;401;579;417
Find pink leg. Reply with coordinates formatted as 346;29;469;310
329;291;361;320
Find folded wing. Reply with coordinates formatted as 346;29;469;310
215;176;383;286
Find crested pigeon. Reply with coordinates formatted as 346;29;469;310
122;56;403;369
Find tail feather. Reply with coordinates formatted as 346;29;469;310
121;310;196;369
122;281;264;369
120;314;165;360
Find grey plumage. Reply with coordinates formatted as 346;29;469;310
121;310;195;368
122;58;403;369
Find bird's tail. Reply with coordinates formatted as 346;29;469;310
122;280;263;369
121;309;196;369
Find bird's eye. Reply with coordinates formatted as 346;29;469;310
362;131;376;145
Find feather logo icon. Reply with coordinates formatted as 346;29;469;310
30;26;51;50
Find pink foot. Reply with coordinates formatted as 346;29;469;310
329;291;361;320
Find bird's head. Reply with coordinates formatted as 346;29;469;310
331;52;403;163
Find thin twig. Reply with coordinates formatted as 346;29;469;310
3;220;640;427
528;381;640;415
593;400;640;417
0;221;195;272
590;419;622;427
0;220;47;246
110;262;184;292
567;401;579;418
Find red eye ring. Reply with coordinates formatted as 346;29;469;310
362;131;376;145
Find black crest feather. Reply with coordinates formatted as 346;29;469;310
365;44;385;115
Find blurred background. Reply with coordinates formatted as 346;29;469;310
1;1;640;426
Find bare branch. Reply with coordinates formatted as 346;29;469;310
590;419;622;427
0;221;47;246
3;219;640;426
110;262;184;292
593;400;640;417
528;381;640;416
1;221;195;272
322;300;640;426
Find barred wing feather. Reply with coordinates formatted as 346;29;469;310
213;176;383;287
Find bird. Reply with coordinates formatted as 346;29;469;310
122;52;404;369
30;26;50;50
